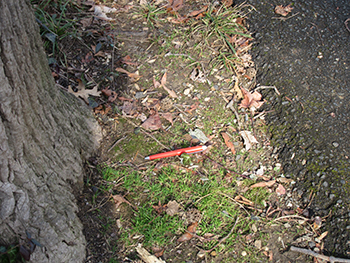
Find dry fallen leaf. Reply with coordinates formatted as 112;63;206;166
160;112;174;125
153;76;161;89
221;132;236;154
159;72;178;98
153;201;167;214
116;67;142;80
275;184;286;195
178;222;198;242
101;87;117;102
166;200;180;216
232;80;243;99
239;87;264;110
250;180;276;189
112;194;135;209
142;112;163;130
94;5;117;21
167;0;184;12
239;130;258;151
68;81;101;103
188;6;208;18
152;247;165;258
274;4;293;16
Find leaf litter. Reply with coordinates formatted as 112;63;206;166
42;0;323;262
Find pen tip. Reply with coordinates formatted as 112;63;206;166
145;156;150;160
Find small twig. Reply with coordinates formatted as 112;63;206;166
273;214;309;222
202;154;249;179
226;99;242;130
255;85;280;95
107;135;127;152
164;52;194;61
218;192;251;216
202;217;240;253
272;12;299;21
310;22;325;46
290;246;350;263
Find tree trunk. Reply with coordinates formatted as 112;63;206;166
0;0;101;262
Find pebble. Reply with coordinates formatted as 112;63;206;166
254;240;262;250
332;142;339;147
197;251;206;258
241;251;247;256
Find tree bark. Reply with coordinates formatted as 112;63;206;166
0;0;101;262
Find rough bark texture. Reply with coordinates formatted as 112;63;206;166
0;0;101;262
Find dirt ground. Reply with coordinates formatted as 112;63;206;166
34;0;340;262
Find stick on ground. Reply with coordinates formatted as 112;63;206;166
290;246;350;263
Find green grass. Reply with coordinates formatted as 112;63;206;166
0;245;20;263
31;0;81;64
99;164;271;261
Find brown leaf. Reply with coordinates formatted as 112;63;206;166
101;87;117;102
94;104;112;115
188;6;208;17
166;200;179;216
274;4;293;16
153;76;161;89
250;180;276;189
153;201;167;214
152;247;164;258
163;85;178;98
275;184;286;195
121;101;137;116
68;82;101;103
178;222;198;242
167;0;184;12
121;55;139;66
177;232;193;242
221;132;236;154
142;112;163;130
239;87;264;109
187;222;198;233
112;194;135;209
160;112;173;125
161;72;167;86
185;101;199;114
116;67;142;80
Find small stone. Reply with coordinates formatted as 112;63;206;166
210;251;217;256
241;251;247;256
254;240;262;250
332;142;339;147
197;250;206;259
204;97;210;102
252;224;257;233
314;247;320;253
322;181;329;187
184;88;191;96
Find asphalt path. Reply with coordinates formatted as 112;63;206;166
238;0;350;257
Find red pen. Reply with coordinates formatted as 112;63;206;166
145;145;207;160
